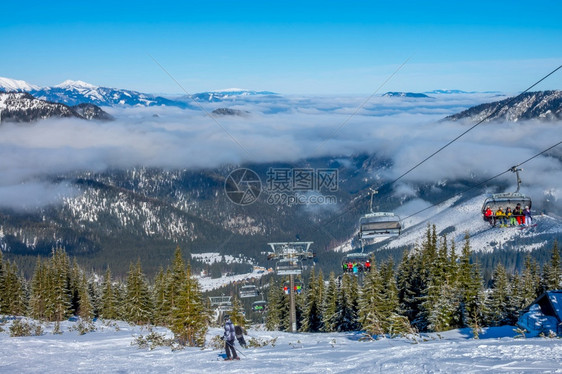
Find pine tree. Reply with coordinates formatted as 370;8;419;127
29;257;47;320
542;241;561;291
100;268;118;320
170;264;208;347
456;235;485;328
152;266;168;325
322;272;339;332
76;272;94;320
50;247;73;322
265;277;291;331
301;268;324;332
0;260;27;315
359;258;385;335
520;256;540;307
335;274;359;331
229;297;246;328
485;264;511;326
0;251;5;312
162;246;187;324
125;260;153;325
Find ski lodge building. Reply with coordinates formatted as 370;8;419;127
517;290;562;337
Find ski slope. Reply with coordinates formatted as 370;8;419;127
1;318;561;373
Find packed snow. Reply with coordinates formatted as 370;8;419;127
1;318;561;373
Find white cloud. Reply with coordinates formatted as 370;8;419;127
0;93;560;213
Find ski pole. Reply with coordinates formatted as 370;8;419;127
227;340;247;357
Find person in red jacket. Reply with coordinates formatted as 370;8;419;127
484;206;494;226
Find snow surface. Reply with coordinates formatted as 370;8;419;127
55;80;98;89
1;318;561;373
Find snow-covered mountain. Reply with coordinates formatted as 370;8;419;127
445;90;562;122
382;92;431;98
0;77;277;107
0;92;112;122
31;80;190;108
0;77;40;92
0;77;190;108
189;89;277;102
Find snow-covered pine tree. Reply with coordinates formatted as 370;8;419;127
542;240;561;291
125;259;153;325
456;235;485;329
396;250;416;323
322;272;339;332
358;257;385;336
265;276;290;331
485;264;511;326
335;273;360;331
301;268;324;332
170;263;208;347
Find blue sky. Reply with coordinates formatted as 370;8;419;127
1;0;561;94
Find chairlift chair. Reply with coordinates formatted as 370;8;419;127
252;300;267;312
481;167;532;220
342;252;372;274
275;258;303;275
359;212;402;238
239;284;258;298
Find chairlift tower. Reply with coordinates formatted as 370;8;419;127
267;241;314;333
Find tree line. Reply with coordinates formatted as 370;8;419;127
1;226;560;342
0;246;208;346
266;226;561;335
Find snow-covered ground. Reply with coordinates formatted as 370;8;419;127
1;318;561;373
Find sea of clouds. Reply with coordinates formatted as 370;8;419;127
0;92;560;214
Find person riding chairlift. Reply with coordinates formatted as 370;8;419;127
484;206;494;226
513;203;525;226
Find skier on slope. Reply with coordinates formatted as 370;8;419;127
222;315;239;361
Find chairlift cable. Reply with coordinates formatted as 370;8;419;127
386;64;562;187
310;65;562;233
401;140;562;221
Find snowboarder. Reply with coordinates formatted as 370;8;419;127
222;315;239;361
234;325;247;348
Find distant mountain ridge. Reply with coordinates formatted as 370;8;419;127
0;77;276;107
382;92;431;98
189;89;278;102
0;92;112;122
446;90;562;122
